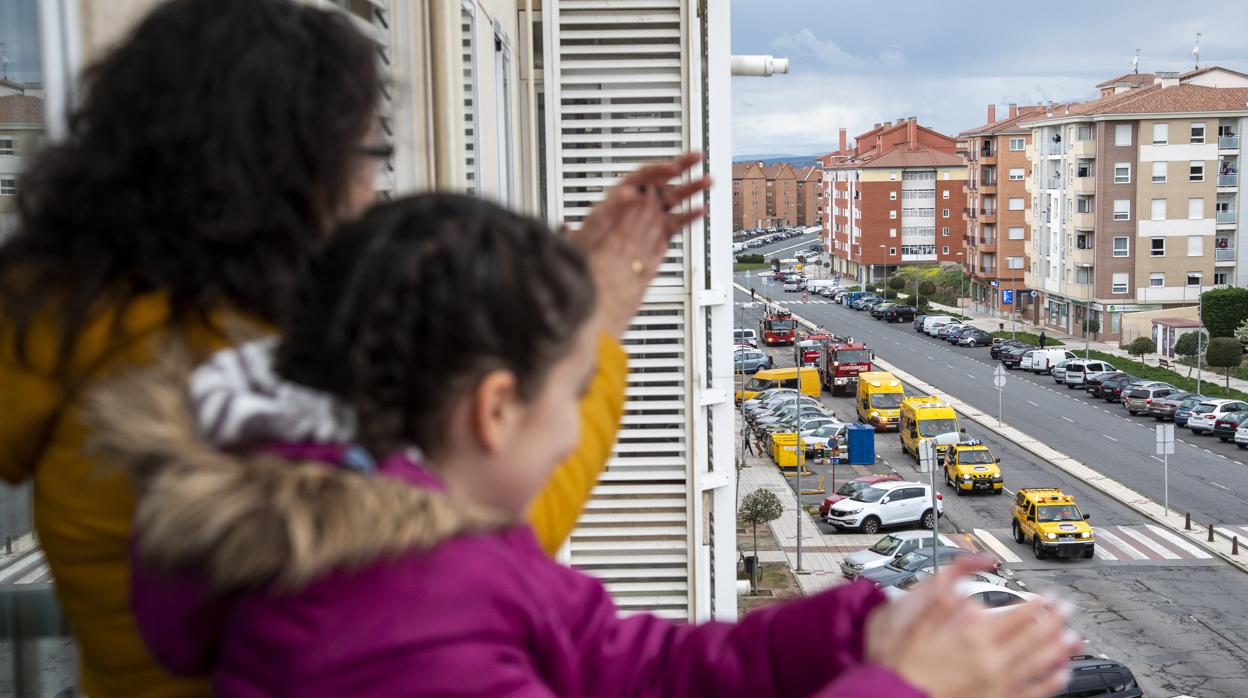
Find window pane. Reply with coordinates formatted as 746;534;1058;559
1008;227;1024;240
1188;236;1203;256
1151;199;1166;220
1153;123;1169;144
1150;273;1165;287
1115;124;1131;146
1189;198;1204;219
1152;161;1167;182
1151;238;1165;256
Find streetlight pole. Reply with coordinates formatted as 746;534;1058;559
1197;279;1204;395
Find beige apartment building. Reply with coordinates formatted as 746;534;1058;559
0;90;43;239
959;104;1046;316
730;161;823;231
1022;68;1248;341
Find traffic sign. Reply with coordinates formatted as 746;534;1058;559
1001;289;1015;305
993;364;1007;389
1156;423;1175;455
989;280;1000;288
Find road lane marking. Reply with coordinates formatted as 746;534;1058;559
1150;456;1163;462
1026;400;1039;407
972;529;1023;563
967;374;975;379
1103;435;1118;442
1210;481;1230;491
1062;416;1075;423
926;355;934;360
1144;525;1213;559
1093;544;1119;561
1094;528;1149;560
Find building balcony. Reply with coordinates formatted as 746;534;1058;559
1072;212;1095;229
979;209;997;224
1216;247;1236;263
1071;140;1097;158
1043;143;1066;157
979;151;997;165
1217;210;1236;226
978;240;997;255
1218;173;1238;188
1072;177;1095;195
979;181;997;195
1069;248;1095;266
964;207;978;220
1044;177;1062;190
1220;135;1240;150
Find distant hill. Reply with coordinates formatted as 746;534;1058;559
732;153;824;168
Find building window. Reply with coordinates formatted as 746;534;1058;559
1153;123;1169;145
890;191;897;200
0;178;15;196
1008;226;1024;240
942;227;950;236
889;247;897;255
890;210;897;219
1114;124;1132;146
1114;163;1130;184
1150;272;1165;287
1007;256;1024;269
1214;272;1228;285
942;190;950;199
1152;161;1167;183
943;172;951;180
1187;272;1203;286
1113;200;1130;221
890;173;897;181
1188;235;1203;256
1075;267;1093;284
942;245;950;254
1009;137;1025;151
1191;122;1206;144
1112;236;1129;257
1190;161;1205;182
0;138;13;156
1189;198;1205;220
942;208;950;218
1151;238;1166;257
890;228;897;237
1008;168;1024;181
1151;198;1167;221
1111;272;1129;294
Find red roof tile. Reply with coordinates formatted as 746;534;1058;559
0;95;44;125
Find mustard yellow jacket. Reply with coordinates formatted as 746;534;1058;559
0;294;627;697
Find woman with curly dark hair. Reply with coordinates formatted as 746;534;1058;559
0;0;705;695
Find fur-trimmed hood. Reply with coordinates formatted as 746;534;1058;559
86;342;501;592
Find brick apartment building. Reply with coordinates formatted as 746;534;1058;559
819;118;968;283
959;103;1047;317
1020;67;1248;341
731;161;823;231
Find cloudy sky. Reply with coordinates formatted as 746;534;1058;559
730;0;1248;157
0;0;39;84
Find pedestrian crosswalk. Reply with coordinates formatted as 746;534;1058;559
0;546;53;585
949;525;1223;565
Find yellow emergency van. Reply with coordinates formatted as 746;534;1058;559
1010;488;1095;560
855;371;905;431
737;366;820;402
940;438;1003;495
899;396;961;460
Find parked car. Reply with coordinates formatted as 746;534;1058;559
837;530;953;579
733;349;773;374
956;328;994;347
801;423;848;455
733;328;759;348
1059;655;1144;698
1186;399;1248;435
881;569;1009;599
936;323;968;340
1147;391;1192;421
922;316;955;336
1096;374;1142;402
1085;371;1129;398
1063;359;1116;389
912;313;928;331
886;579;1036;610
1027;348;1077;374
999;345;1031;369
1052;359;1072;384
869;302;896;319
1173;395;1210;427
819;474;904;517
989;339;1027;360
858;545;971;588
860;298;887;312
1124;384;1180;415
1018;349;1041;371
879;305;917;323
945;326;975;345
1082;364;1126;394
1212;411;1248;442
825;481;944;534
850;295;881;310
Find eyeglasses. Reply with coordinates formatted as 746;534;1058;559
358;143;394;161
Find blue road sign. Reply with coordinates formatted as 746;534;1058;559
1001;289;1015;305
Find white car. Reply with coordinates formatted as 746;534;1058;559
1063;359;1116;389
1018;349;1039;372
1185;399;1248;435
839;531;954;579
1028;349;1077;375
826;481;944;535
733;328;759;348
885;577;1033;609
922;315;955;336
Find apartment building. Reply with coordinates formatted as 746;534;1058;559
0;91;42;239
959;104;1047;316
18;0;740;629
1021;68;1248;341
730;161;823;231
820;118;968;282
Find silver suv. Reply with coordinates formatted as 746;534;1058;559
1063;360;1116;389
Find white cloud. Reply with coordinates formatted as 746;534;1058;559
771;28;905;71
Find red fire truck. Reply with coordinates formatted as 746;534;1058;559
820;340;873;396
759;306;796;346
793;332;845;368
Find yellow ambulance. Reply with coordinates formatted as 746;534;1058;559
855;371;905;431
899;396;961;460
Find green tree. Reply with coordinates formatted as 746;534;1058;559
887;275;906;291
1234;318;1248;347
739;488;783;592
919;280;936;297
1173;330;1207;377
1084;317;1100;338
1205;337;1244;389
1125;336;1156;361
1200;287;1248;337
883;289;899;299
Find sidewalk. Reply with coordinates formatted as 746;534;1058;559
925;300;1248;394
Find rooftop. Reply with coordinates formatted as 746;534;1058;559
0;94;45;126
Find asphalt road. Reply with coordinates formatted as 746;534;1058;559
734;283;1248;697
735;230;824;261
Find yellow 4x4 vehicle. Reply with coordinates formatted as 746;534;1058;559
1011;488;1094;560
939;439;1003;496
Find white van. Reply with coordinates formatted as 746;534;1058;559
734;328;759;347
1026;348;1077;374
921;316;955;336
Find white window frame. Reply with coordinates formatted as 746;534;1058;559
1191;122;1206;144
1007;197;1024;211
1006;256;1024;270
1190;161;1205;182
1008;167;1024;181
942;190;950;199
1189;197;1204;220
942;245;950;254
1187;272;1203;287
1111;272;1129;294
1150;238;1166;257
1153;123;1169;145
0;177;16;196
1009;137;1025;151
0;137;12;156
1187;235;1203;257
890;228;897;237
1149;272;1165;288
1214;272;1228;285
1152;161;1167;183
942;208;950;218
1114;124;1132;147
942;227;950;236
890;191;897;200
1151;198;1166;221
1113;200;1130;221
1008;226;1024;240
493;21;515;205
890;210;897;219
461;0;482;194
1114;163;1130;184
1112;236;1129;257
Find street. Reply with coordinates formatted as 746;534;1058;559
735;277;1248;698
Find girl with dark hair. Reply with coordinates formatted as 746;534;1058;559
0;0;704;694
93;194;1079;697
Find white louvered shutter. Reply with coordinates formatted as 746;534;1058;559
461;1;481;194
544;0;736;622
